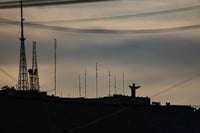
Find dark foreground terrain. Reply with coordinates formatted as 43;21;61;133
0;90;200;133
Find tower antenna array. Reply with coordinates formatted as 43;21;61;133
33;41;40;91
18;0;29;90
28;41;40;91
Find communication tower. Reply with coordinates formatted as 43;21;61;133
18;0;29;90
28;41;40;91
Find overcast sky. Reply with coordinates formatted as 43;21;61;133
1;0;200;105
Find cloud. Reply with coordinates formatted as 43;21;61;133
1;17;200;34
56;35;200;68
28;5;200;23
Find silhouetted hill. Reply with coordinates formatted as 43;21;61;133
0;89;200;133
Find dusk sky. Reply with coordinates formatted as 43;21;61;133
1;0;200;105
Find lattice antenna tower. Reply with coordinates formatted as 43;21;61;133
18;0;29;90
29;41;40;91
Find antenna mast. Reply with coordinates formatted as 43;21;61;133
114;76;116;94
79;74;81;97
84;69;87;98
123;72;125;95
108;71;111;96
96;62;98;98
54;39;57;96
18;0;29;90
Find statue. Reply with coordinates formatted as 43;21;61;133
129;83;141;98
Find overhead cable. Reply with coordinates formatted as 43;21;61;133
0;0;113;9
0;67;17;83
151;73;200;98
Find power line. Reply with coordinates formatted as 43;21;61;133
1;18;200;34
0;67;17;83
70;107;128;133
0;0;113;9
29;5;200;24
151;73;200;98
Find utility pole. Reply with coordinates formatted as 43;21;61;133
18;0;29;90
54;39;57;96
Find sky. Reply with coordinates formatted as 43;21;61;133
0;0;200;105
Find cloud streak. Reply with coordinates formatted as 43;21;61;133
29;5;200;23
1;18;200;34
